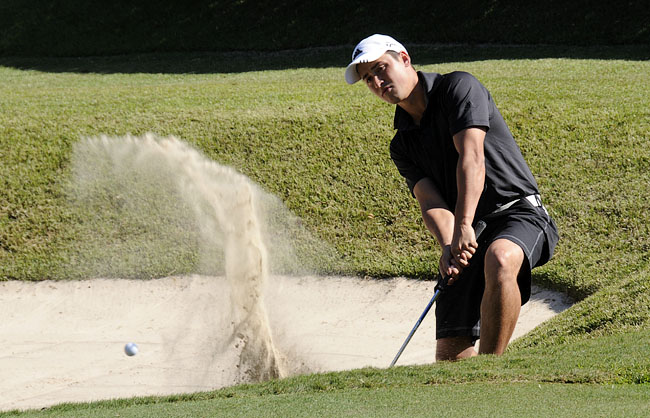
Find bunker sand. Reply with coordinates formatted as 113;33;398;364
0;275;571;412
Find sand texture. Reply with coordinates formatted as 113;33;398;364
0;275;571;411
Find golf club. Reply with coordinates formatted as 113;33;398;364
389;220;487;368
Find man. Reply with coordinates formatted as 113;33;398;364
345;34;559;361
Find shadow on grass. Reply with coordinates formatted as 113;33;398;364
1;44;648;75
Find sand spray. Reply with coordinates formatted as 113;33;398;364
68;134;322;382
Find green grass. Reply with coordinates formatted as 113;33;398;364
0;45;648;415
5;384;649;417
1;46;648;294
5;330;649;416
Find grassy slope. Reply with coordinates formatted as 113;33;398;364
1;47;648;296
0;47;648;414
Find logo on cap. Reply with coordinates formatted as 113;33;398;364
353;48;363;59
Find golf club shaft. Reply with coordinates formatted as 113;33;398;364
388;288;440;368
388;220;487;368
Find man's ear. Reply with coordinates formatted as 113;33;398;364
400;51;412;67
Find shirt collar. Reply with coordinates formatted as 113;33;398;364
393;71;442;130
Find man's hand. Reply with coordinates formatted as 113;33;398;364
439;245;461;280
452;223;478;265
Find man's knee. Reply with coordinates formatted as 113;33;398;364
484;239;524;285
436;337;477;361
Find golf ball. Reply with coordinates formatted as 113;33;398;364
124;342;139;356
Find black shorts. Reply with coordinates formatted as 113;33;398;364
435;199;559;341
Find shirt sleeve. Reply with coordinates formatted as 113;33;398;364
441;72;491;136
389;133;424;197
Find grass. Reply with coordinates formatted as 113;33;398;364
5;330;649;416
1;46;648;294
5;384;649;417
0;45;648;414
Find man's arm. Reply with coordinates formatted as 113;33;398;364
413;177;460;278
413;178;453;246
451;127;486;268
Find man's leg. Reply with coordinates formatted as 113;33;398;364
436;336;477;361
479;238;525;355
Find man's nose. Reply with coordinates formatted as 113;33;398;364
371;75;383;88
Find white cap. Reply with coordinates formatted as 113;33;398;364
345;34;408;84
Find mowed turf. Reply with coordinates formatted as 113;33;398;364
5;384;649;417
3;330;649;416
0;46;648;415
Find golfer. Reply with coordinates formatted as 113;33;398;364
345;34;559;361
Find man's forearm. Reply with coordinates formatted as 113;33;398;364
455;152;485;228
413;177;456;250
421;207;455;249
453;128;486;228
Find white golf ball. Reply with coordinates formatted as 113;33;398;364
124;342;139;356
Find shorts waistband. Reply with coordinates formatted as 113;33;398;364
493;194;542;214
524;194;543;207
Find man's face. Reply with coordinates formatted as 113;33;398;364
356;52;415;105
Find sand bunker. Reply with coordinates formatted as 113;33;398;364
0;276;571;411
0;135;573;411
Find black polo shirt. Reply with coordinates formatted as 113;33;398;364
389;71;540;221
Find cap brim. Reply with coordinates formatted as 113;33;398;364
345;63;361;84
344;50;386;84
